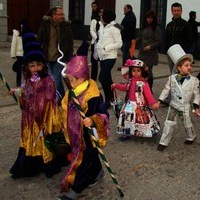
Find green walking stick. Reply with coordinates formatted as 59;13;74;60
59;44;124;197
70;87;124;197
0;71;18;102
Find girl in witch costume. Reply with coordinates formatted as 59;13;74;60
9;36;67;179
111;59;160;140
58;42;109;200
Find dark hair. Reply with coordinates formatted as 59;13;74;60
24;62;48;80
49;6;62;16
171;2;182;9
91;2;99;20
142;10;158;31
189;11;196;18
125;4;132;12
177;58;192;68
91;2;98;6
18;19;31;36
102;9;116;24
128;66;149;79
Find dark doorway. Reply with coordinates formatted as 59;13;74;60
96;0;116;10
7;0;50;35
69;0;116;40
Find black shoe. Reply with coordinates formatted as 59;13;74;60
119;135;131;141
89;169;105;187
157;144;167;151
184;137;197;145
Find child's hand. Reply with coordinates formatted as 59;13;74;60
143;45;151;51
9;88;17;95
111;84;116;90
9;88;22;97
82;117;95;127
151;101;160;110
192;109;200;116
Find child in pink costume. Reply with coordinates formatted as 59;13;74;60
112;59;159;140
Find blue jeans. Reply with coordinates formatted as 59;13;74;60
48;62;65;102
121;41;131;65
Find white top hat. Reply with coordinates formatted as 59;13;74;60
167;44;193;67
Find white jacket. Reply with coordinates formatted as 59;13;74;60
97;21;122;61
90;19;104;44
159;74;200;111
10;29;23;58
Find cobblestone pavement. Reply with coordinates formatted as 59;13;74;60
0;41;200;200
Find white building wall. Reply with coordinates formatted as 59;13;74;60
84;0;94;25
63;0;69;20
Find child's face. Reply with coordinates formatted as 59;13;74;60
131;67;142;78
177;60;192;75
66;74;84;89
28;62;43;74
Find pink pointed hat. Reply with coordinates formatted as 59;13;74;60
63;41;90;79
65;56;89;79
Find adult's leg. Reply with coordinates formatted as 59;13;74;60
91;44;98;80
16;71;21;87
99;59;116;107
121;41;131;65
48;62;65;103
147;65;154;90
16;56;23;87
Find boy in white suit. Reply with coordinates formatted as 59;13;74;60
154;44;200;151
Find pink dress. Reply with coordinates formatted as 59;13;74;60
115;77;160;137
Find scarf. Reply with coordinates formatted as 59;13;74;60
73;80;89;96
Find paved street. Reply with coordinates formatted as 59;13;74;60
0;41;200;200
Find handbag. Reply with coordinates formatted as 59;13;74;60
111;89;123;119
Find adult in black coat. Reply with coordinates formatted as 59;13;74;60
121;4;136;65
165;2;192;73
188;11;200;59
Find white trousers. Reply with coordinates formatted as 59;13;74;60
159;106;196;146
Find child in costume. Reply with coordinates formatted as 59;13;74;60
57;41;109;200
112;59;159;141
9;33;66;178
155;44;200;151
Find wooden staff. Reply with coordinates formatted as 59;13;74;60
66;78;124;197
0;71;18;102
58;45;124;197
